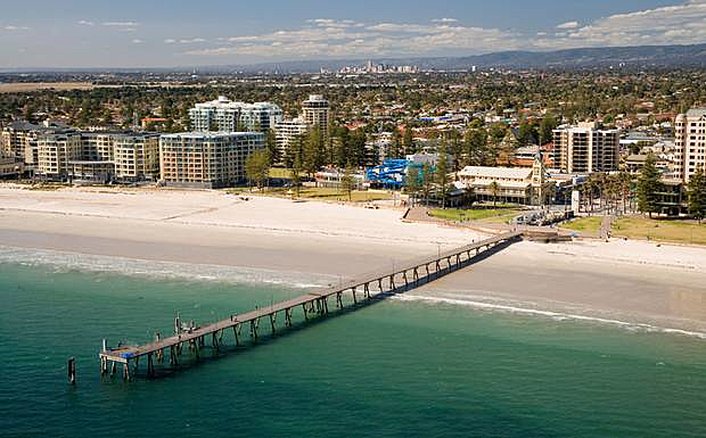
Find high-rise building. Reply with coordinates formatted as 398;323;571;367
37;132;83;178
552;122;619;174
34;131;160;181
674;108;706;183
1;120;69;166
301;94;329;137
189;96;283;133
159;132;265;188
274;118;309;166
113;134;160;181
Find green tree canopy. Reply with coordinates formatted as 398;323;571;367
687;168;706;223
636;153;663;218
245;149;271;190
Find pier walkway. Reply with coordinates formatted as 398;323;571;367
98;231;523;380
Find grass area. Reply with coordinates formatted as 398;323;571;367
560;216;603;235
268;168;293;179
227;186;393;203
612;216;706;246
429;207;522;224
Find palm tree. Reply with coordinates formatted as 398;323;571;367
488;181;500;207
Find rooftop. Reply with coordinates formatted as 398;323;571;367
685;108;706;118
458;166;533;180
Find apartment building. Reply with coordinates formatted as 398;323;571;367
274;118;309;166
674;108;706;183
0;120;70;167
113;134;160;181
159;132;265;188
552;122;619;173
189;96;283;132
301;95;330;137
34;131;160;181
37;132;83;178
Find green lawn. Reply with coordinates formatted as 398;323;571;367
560;217;603;235
429;207;522;224
612;217;706;246
268;168;293;179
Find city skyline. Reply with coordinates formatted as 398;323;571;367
1;0;705;68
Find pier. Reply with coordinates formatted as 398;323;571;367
98;231;523;380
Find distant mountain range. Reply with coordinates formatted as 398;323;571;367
212;43;706;74
3;43;706;74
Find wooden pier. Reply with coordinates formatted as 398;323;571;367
98;231;522;380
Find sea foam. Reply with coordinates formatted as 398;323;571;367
395;294;706;340
0;245;333;289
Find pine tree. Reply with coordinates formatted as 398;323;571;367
245;150;271;190
340;163;355;202
405;166;422;206
488;181;500;207
402;124;414;155
436;143;450;208
636;153;663;218
265;128;278;166
303;126;324;182
687;168;706;223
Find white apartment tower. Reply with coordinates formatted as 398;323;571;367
552;122;619;174
301;94;330;137
159;132;265;188
674;108;706;183
189;96;283;133
274;118;309;166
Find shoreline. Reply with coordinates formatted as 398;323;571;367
1;186;706;335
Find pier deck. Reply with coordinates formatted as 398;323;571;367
99;231;523;379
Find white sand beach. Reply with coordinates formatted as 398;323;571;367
1;185;706;333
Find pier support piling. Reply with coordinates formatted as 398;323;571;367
67;357;76;385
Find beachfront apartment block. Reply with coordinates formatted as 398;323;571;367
552;122;619;174
674;108;706;183
274;118;309;166
159;132;265;188
302;94;330;137
35;131;160;181
1;120;71;167
112;134;160;180
37;131;83;178
189;96;283;133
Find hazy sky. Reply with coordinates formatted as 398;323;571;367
0;0;704;68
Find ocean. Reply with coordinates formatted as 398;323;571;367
1;249;706;437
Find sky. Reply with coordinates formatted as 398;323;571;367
1;0;705;68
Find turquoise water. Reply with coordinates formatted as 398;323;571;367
1;260;706;437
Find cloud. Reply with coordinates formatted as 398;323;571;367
181;1;706;60
3;25;30;31
537;0;706;49
131;39;143;44
185;19;520;59
556;21;579;30
102;21;139;27
77;20;95;26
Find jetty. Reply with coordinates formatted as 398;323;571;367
98;231;523;380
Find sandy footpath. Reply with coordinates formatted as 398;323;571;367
1;185;706;333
